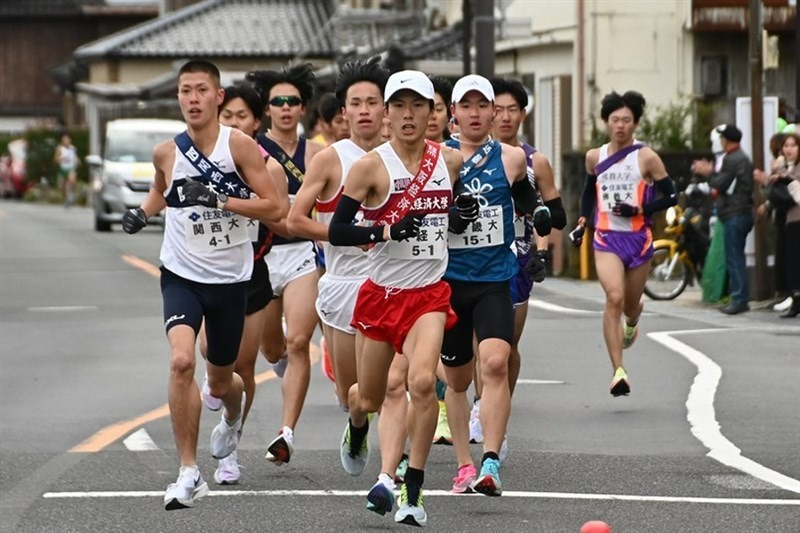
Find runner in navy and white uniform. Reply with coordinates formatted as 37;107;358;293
121;60;284;510
246;64;326;463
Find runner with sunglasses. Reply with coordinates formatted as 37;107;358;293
245;64;325;466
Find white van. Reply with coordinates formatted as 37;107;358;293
88;118;185;232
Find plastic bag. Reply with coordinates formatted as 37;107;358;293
701;218;727;303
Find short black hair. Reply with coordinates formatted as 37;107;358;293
490;77;528;110
220;83;264;119
600;90;646;122
178;59;221;88
430;75;453;108
334;56;390;104
245;63;315;107
317;93;342;123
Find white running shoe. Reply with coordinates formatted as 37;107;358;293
469;400;483;444
164;467;208;510
210;393;244;459
774;296;793;312
340;421;370;476
265;426;294;465
201;373;223;411
499;435;508;463
214;450;240;485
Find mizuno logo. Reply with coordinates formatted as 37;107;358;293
357;321;372;330
432;177;446;186
320;309;331;317
482;167;497;176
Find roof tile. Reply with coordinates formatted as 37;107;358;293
75;0;335;59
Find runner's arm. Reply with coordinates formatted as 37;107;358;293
287;148;336;241
227;131;284;223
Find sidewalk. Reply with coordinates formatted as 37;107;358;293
537;277;797;329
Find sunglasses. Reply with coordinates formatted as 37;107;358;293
269;95;303;107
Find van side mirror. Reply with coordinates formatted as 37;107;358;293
85;155;103;166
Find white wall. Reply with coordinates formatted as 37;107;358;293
585;0;693;125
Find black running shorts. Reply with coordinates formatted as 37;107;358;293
440;279;514;367
160;266;247;367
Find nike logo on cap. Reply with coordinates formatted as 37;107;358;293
400;79;412;83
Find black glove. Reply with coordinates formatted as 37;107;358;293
568;225;585;247
526;249;551;283
181;179;218;208
122;207;147;234
454;193;479;222
390;214;424;242
612;202;639;217
533;205;552;236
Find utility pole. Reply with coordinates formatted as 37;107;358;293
474;0;495;78
462;0;472;75
749;0;769;300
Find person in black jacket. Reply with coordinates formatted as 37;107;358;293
692;124;754;314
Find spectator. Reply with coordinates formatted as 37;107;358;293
692;125;754;315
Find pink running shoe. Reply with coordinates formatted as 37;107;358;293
451;464;477;493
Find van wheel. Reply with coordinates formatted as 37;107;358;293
95;216;112;232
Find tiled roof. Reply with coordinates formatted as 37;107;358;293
75;0;335;59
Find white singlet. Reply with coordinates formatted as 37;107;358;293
160;126;253;284
362;142;451;289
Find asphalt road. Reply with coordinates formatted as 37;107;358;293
1;201;798;533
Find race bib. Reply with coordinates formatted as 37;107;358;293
185;210;249;253
387;214;448;260
449;205;505;249
599;183;637;213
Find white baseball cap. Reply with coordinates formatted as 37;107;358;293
452;74;495;103
384;70;434;102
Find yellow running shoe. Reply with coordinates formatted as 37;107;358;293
622;321;638;349
432;400;452;445
610;367;630;397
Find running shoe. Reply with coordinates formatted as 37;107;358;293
214;450;240;485
164;467;209;510
622;321;639;349
272;351;288;379
433;400;452;445
340;421;370;476
321;336;335;382
469;400;483;444
472;458;502;497
366;474;396;516
265;426;294;465
394;453;409;484
774;296;793;312
451;463;477;493
499;435;508;463
210;393;244;459
394;484;426;527
610;367;631;397
201;373;222;412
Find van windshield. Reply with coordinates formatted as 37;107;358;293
105;131;178;162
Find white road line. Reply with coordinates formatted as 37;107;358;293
528;300;600;314
122;429;157;451
28;306;98;312
516;379;565;385
649;330;800;495
41;489;800;505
